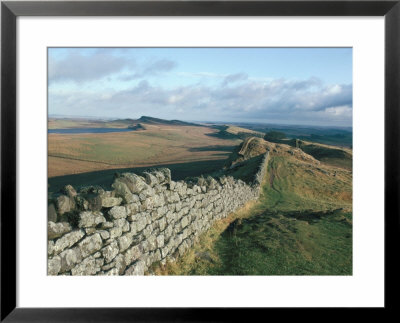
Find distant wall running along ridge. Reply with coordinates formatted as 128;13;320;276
47;152;269;275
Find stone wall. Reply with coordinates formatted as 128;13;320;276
47;152;269;275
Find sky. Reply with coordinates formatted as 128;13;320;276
48;47;352;127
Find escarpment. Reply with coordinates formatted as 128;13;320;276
47;148;269;276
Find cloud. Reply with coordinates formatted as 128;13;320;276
49;51;134;83
49;51;177;84
49;77;352;126
222;73;248;85
119;59;177;81
324;105;352;117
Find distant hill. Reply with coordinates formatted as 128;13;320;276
224;122;353;148
48;116;202;129
136;116;200;126
208;125;264;140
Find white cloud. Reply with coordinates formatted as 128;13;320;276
49;51;176;84
325;105;352;117
49;77;352;126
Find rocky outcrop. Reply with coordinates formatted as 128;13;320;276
48;154;269;276
231;137;319;168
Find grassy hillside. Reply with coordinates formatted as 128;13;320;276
209;125;264;140
48;124;241;177
152;150;352;276
226;123;352;148
283;139;353;170
250;136;352;171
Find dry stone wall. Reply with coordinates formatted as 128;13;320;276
48;153;269;275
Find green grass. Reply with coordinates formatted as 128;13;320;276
299;144;352;170
267;138;352;170
158;155;352;276
207;209;352;275
220;154;265;183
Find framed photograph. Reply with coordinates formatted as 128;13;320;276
1;0;399;320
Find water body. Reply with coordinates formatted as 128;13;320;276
48;128;134;134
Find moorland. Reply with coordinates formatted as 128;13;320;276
48;116;352;275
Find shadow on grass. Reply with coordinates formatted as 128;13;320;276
188;145;237;152
48;159;228;196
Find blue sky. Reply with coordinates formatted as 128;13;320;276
48;47;352;126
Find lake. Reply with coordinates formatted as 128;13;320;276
48;128;134;134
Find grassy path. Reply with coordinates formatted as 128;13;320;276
153;154;352;276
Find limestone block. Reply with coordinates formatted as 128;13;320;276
48;221;72;240
140;240;150;253
98;230;110;240
56;195;74;215
103;267;119;276
121;173;148;193
148;235;157;251
175;201;182;212
142;224;153;238
109;206;128;219
118;234;133;252
101;196;122;208
164;225;173;241
78;211;106;228
125;260;146;276
78;233;102;258
159;168;171;184
143;172;158;187
113;218;130;232
63;185;77;198
108;227;123;240
167;203;176;212
101;221;114;229
71;256;101;276
166;211;176;224
53;229;85;255
126;202;140;216
156;234;165;248
181;216;189;230
59;247;82;273
158;217;166;231
112;179;135;204
48;240;55;256
101;241;119;263
124;245;142;266
141;196;156;211
161;246;169;259
112;254;127;275
169;181;176;190
136;216;147;232
181;206;189;215
48;256;61;275
154;184;163;194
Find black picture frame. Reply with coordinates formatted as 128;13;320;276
1;0;399;321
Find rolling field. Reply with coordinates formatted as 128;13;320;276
48;118;134;129
48;123;241;177
152;151;352;275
